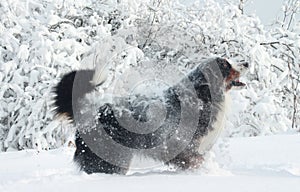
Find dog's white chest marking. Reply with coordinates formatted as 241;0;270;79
198;94;229;154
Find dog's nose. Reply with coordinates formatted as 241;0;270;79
242;62;249;68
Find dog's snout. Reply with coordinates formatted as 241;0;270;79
242;62;249;68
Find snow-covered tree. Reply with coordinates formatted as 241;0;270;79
0;0;299;151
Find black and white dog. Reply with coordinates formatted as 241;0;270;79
53;57;248;174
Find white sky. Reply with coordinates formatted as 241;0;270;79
179;0;288;25
244;0;285;25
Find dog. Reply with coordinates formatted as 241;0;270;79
53;57;248;174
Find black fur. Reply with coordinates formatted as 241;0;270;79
216;57;232;78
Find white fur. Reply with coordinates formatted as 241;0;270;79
230;61;249;76
198;93;230;154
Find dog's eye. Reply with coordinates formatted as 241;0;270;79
223;60;231;68
217;58;229;67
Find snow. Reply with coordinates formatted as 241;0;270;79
1;134;299;192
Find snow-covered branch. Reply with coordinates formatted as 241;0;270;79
0;0;299;151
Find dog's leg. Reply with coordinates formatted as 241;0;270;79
74;134;130;174
166;151;204;170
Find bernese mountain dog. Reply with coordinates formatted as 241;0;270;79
53;57;248;174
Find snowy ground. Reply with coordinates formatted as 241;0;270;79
0;134;299;192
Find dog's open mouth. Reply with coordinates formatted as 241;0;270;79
231;79;246;87
226;78;246;91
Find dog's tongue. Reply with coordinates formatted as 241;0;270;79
232;80;245;87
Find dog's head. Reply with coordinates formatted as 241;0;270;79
215;58;248;91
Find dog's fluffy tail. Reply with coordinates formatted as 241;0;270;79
53;70;96;120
